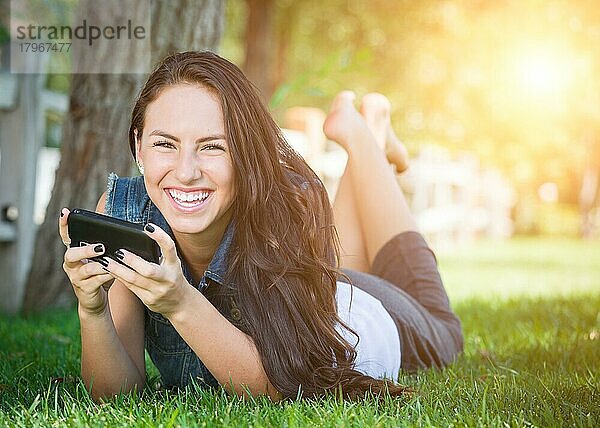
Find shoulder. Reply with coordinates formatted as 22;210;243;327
106;173;145;195
104;173;149;221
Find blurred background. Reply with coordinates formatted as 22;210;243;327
1;0;599;313
222;0;600;242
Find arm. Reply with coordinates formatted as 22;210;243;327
60;193;146;400
101;225;281;400
79;281;146;400
168;285;281;399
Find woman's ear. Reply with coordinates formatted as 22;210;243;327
134;129;144;175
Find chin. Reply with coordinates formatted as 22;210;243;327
167;216;210;235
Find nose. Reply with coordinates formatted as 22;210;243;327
175;148;202;184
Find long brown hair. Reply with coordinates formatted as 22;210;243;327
129;51;409;399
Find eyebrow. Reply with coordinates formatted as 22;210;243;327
148;130;226;144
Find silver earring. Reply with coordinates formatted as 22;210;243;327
137;161;144;175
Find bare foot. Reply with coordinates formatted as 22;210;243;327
323;91;373;151
359;93;409;173
359;93;389;151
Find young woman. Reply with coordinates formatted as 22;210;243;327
59;51;462;401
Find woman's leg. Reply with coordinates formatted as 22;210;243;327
332;91;409;272
327;92;463;370
332;166;370;272
359;93;409;174
325;91;416;268
332;92;409;271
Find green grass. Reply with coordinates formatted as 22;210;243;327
1;237;599;427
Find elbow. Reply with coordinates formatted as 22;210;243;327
82;371;145;402
89;388;115;403
88;380;145;402
232;383;283;402
222;370;282;401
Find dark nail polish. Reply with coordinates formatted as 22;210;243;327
115;250;124;260
145;224;155;233
94;244;104;253
60;210;64;217
97;257;109;267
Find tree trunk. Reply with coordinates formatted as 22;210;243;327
242;0;275;102
23;0;224;312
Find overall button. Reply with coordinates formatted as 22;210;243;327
230;297;242;321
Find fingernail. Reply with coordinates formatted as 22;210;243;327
97;257;109;267
60;210;64;218
94;244;104;253
145;224;155;233
115;249;124;260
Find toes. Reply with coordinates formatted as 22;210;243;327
323;91;362;145
359;92;391;115
330;90;357;111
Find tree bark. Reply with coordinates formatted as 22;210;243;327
23;0;224;312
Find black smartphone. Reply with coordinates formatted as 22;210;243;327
67;208;161;264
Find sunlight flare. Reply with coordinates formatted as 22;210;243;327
513;44;574;99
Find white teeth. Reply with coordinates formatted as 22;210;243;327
168;189;209;204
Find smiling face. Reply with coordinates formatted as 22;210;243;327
136;84;235;238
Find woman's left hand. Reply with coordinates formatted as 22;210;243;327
100;223;192;318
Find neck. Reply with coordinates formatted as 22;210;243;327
172;212;231;284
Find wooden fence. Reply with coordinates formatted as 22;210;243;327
0;48;49;314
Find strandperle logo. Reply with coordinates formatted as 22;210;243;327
10;0;151;74
16;19;146;46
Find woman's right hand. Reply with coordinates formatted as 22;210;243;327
59;208;115;315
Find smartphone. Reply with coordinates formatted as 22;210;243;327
67;208;161;264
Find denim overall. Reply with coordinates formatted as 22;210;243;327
104;173;242;389
104;172;463;384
